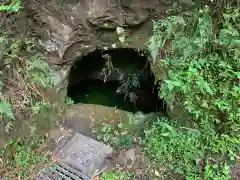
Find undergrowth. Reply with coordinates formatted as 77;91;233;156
0;3;56;178
142;117;238;179
100;169;133;180
149;4;239;134
0;135;51;179
92;112;151;149
0;32;55;178
0;32;54;126
0;0;21;13
147;1;240;179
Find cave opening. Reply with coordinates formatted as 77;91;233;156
67;48;165;113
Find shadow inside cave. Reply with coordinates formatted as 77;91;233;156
67;48;166;113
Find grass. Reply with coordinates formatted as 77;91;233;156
100;170;133;180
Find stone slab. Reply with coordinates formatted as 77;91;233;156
56;133;113;177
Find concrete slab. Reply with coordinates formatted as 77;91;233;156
55;133;113;177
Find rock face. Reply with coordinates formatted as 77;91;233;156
24;0;189;120
61;103;133;138
25;0;170;66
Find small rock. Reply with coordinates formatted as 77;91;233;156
116;27;124;35
111;43;117;48
124;149;136;164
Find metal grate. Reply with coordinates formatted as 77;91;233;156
36;161;91;180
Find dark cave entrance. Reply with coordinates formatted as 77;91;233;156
67;48;165;113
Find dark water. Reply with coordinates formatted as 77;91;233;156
67;80;138;112
67;48;164;113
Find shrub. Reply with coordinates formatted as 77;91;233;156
147;2;240;179
143;118;202;178
149;5;240;135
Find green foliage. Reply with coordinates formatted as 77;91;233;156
149;5;240;135
203;160;231;180
66;96;74;105
101;170;133;180
147;4;240;178
0;92;14;120
26;53;54;88
92;112;150;148
0;34;21;67
117;73;140;104
93;121;133;148
1;136;49;178
142;117;238;179
143;117;203;178
0;32;54;177
31;100;52;119
0;0;21;12
0;32;54;123
0;2;57;178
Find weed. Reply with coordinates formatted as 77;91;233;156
0;32;54;123
93;121;133;148
0;92;14;120
149;5;240;135
99;53;115;82
101;169;133;180
0;10;55;180
203;159;231;180
117;73;140;104
142;117;239;179
0;0;21;13
143;117;203;178
98;51;141;105
92;112;151;149
66;96;74;105
0;136;50;179
147;2;240;178
26;53;54;88
31;100;52;120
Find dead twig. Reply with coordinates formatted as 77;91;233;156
91;165;108;180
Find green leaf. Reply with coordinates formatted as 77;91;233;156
166;81;174;91
117;123;123;129
97;134;102;140
0;100;14;119
119;36;125;43
103;134;110;142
